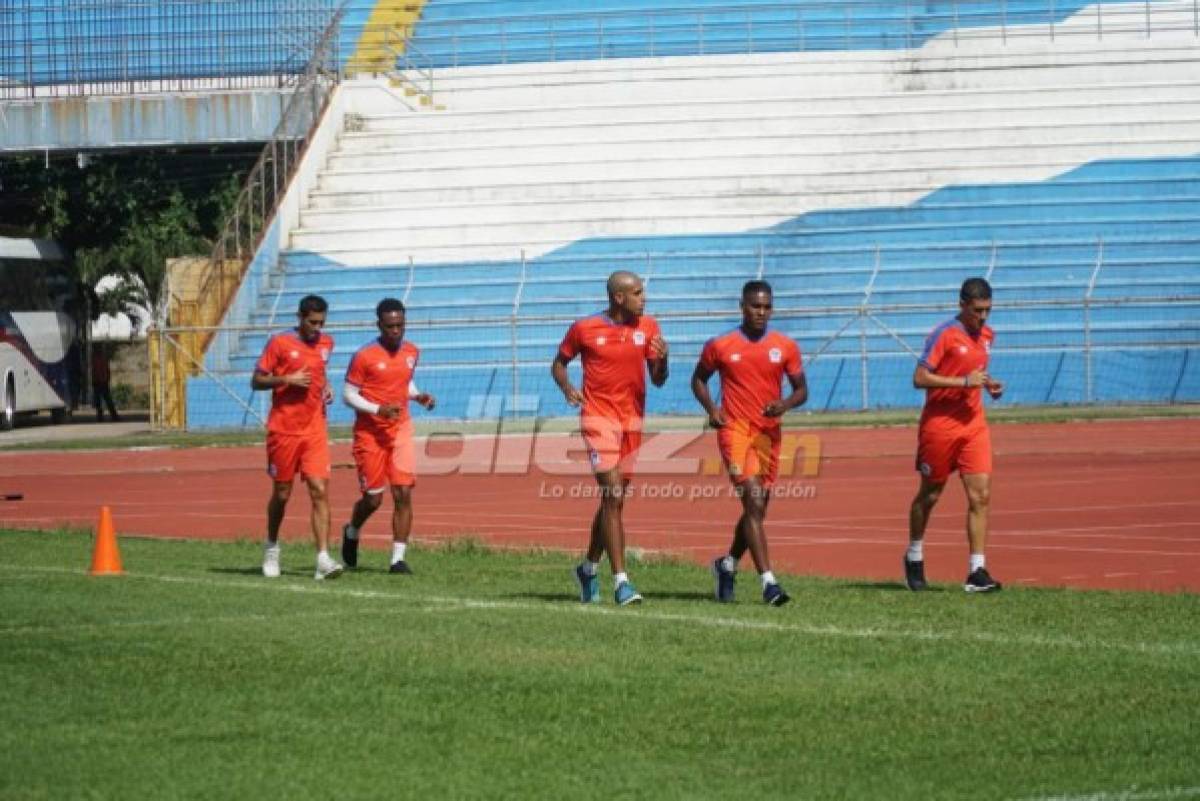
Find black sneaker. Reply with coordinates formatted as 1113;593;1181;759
964;567;1001;593
389;560;413;575
904;557;928;591
762;583;790;607
711;557;736;603
341;524;358;569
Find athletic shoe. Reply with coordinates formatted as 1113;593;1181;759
964;567;1002;593
614;581;643;606
904;557;928;591
389;560;413;575
575;564;600;604
711;557;736;603
341;524;358;569
762;583;790;607
262;544;281;578
314;553;343;581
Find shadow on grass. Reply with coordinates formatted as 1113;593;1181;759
839;580;946;593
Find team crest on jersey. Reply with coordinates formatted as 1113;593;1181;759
633;331;646;346
596;336;606;346
376;362;387;370
588;448;601;468
289;350;300;359
768;348;782;363
406;356;416;369
957;345;969;355
320;347;330;362
730;353;742;362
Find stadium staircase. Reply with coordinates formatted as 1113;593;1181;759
185;1;1200;427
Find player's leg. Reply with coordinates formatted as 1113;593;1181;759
300;436;340;580
575;416;622;603
343;438;386;567
906;427;956;590
387;485;414;574
263;432;299;578
959;427;999;592
596;467;639;603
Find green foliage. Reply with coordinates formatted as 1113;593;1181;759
0;147;256;313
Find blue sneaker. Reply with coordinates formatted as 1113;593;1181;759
614;580;643;606
575;564;600;604
712;557;736;603
763;583;790;607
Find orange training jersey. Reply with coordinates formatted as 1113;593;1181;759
345;339;419;437
255;330;333;436
699;328;803;430
918;317;994;430
558;313;661;422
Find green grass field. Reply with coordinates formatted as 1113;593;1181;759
1;529;1197;800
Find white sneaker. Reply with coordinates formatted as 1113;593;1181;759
314;552;343;581
262;544;281;578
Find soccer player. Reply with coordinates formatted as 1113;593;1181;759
905;277;1005;593
251;294;342;580
691;280;807;606
552;271;668;605
340;298;436;574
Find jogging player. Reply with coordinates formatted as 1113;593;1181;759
692;281;807;606
341;298;435;574
552;271;668;605
905;277;1005;593
251;294;342;580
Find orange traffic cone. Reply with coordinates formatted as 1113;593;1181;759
89;505;124;576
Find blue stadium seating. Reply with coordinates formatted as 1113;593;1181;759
185;153;1200;426
407;0;1151;67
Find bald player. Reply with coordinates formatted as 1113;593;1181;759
552;271;669;605
692;281;807;606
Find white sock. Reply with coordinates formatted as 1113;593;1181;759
760;570;777;589
344;524;358;540
581;560;599;576
614;571;629;586
906;541;924;562
264;541;279;553
317;549;333;566
970;553;986;572
720;555;736;573
392;542;407;564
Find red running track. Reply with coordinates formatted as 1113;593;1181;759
2;418;1198;592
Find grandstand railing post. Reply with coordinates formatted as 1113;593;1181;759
904;0;912;49
698;13;705;55
1144;0;1152;36
1084;238;1104;404
649;13;656;58
860;249;882;410
1001;0;1008;43
1049;0;1057;41
756;245;765;280
1097;2;1104;39
598;17;605;60
953;0;960;45
500;18;507;64
1194;0;1199;35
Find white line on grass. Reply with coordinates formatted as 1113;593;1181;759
1015;785;1200;801
4;564;1198;657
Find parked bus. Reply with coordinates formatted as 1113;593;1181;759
0;236;84;430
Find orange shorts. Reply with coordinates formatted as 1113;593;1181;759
581;415;642;478
266;431;330;483
353;417;416;494
718;421;782;487
916;424;992;483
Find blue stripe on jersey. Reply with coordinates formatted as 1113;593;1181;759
918;318;961;368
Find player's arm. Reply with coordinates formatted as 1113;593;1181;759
551;354;584;407
648;334;669;387
913;364;988;390
343;381;401;420
408;380;436;410
252;367;309;390
690;362;725;428
764;372;808;417
985;376;1004;400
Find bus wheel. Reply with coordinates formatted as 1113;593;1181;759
1;379;13;431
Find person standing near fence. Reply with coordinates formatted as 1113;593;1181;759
552;270;669;606
691;280;807;606
251;294;342;581
90;343;120;422
340;298;436;574
904;277;1005;593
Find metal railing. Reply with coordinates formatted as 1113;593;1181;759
0;0;337;100
165;9;343;347
409;0;1200;67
